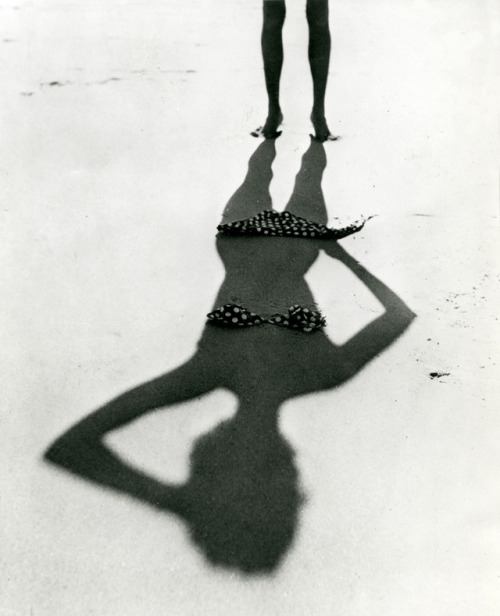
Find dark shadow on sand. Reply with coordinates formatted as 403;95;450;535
44;139;415;575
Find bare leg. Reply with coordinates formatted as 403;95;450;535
253;0;286;138
306;0;337;141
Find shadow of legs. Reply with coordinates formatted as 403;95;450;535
285;136;328;224
220;139;277;224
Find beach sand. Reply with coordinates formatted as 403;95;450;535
1;0;499;614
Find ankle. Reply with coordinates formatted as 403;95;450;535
268;105;282;117
311;107;325;118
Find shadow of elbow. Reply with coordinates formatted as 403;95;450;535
43;433;83;472
43;439;68;467
399;306;417;328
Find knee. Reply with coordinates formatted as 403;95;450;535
263;1;286;31
306;0;329;31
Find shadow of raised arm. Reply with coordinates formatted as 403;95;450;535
44;357;215;514
323;241;416;381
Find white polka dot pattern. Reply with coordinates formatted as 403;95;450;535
217;210;367;239
207;303;326;333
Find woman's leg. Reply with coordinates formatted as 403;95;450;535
256;0;286;138
306;0;336;141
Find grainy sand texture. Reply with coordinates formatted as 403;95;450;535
1;0;499;615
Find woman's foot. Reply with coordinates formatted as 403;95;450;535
251;110;283;139
310;111;338;142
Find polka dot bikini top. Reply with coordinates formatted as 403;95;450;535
211;212;367;332
217;210;367;240
207;303;326;333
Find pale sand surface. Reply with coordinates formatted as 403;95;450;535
1;0;499;614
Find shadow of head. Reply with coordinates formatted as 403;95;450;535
178;418;304;574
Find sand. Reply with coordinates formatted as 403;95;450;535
1;0;499;614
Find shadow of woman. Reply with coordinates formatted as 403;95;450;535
44;139;415;575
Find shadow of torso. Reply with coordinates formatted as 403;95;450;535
194;235;351;403
214;235;319;312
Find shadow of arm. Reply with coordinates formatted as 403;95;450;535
44;359;214;511
323;242;416;380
